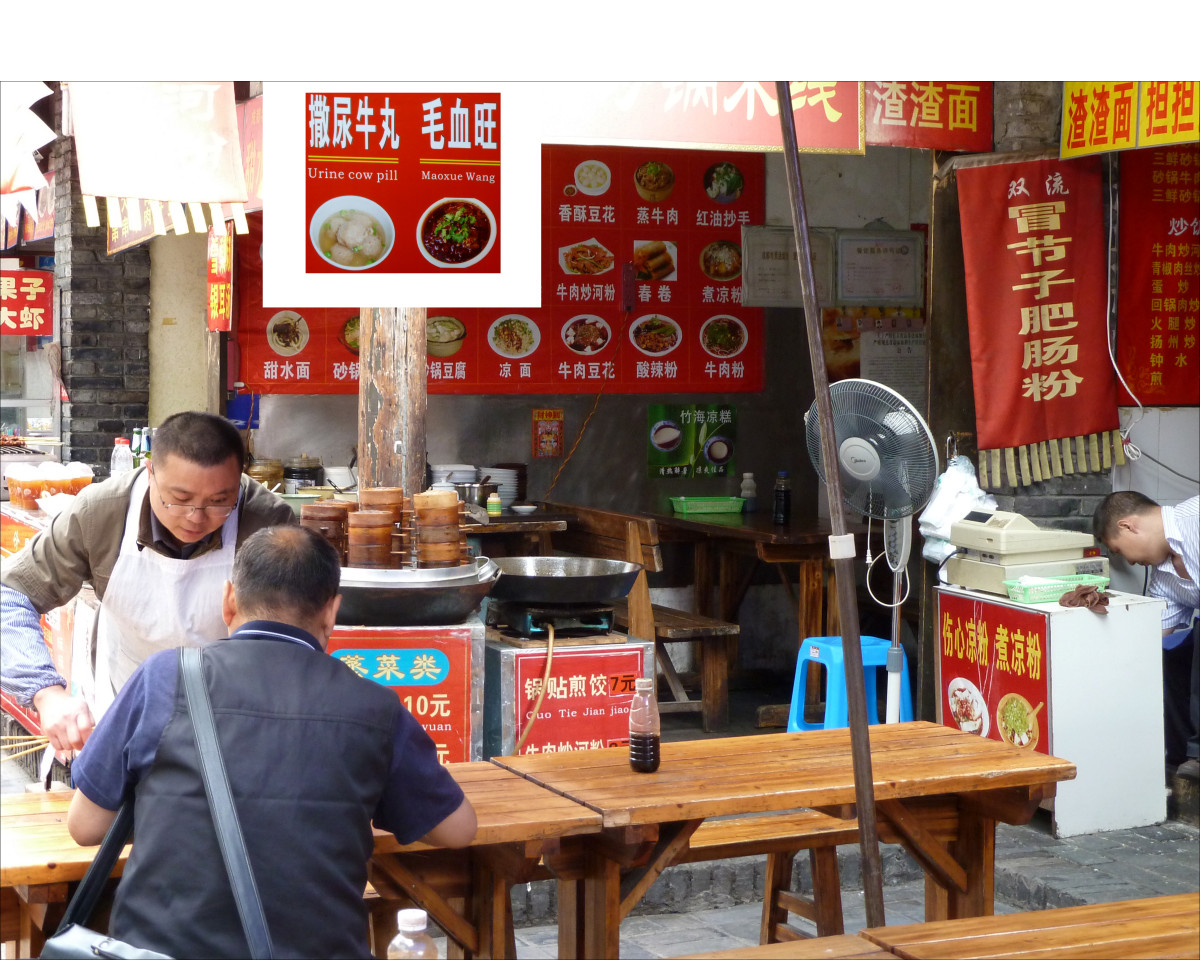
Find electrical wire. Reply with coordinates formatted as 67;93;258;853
865;550;910;609
515;622;555;754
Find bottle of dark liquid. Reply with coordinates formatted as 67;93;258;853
628;677;660;773
772;470;791;525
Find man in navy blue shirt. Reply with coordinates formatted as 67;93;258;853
68;526;476;958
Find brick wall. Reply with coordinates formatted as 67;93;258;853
50;89;149;476
993;81;1064;152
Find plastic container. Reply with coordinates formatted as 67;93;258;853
110;438;134;478
772;471;791;526
629;677;661;773
668;497;745;515
1003;574;1110;604
739;473;757;513
283;454;324;494
246;458;284;492
387;907;438;959
486;492;502;517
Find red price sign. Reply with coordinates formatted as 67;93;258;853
0;270;53;336
329;626;474;764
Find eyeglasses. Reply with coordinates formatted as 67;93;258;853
151;472;237;520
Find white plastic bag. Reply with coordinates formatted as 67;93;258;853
919;455;997;574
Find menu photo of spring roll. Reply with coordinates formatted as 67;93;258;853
633;240;677;282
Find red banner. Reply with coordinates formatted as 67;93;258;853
428;144;765;395
0;269;53;335
938;590;1051;755
865;82;993;152
237;96;263;213
510;646;645;756
304;90;501;275
20;172;54;242
1116;144;1200;406
328;627;474;765
957;156;1118;450
206;227;233;332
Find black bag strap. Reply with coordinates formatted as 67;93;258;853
180;647;274;960
54;799;134;932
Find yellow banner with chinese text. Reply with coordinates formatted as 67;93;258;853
1061;81;1199;158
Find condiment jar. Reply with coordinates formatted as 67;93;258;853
486;492;502;517
283;454;324;494
247;458;284;492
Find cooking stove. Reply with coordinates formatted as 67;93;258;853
486;600;615;639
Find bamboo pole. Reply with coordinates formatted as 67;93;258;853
774;81;886;929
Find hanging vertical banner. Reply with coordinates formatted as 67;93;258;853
206;226;233;332
532;408;564;458
20;172;54;242
1117;144;1200;406
646;402;737;479
957;156;1119;461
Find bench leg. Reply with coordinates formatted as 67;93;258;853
701;638;730;732
759;846;845;943
760;850;797;943
809;846;845;936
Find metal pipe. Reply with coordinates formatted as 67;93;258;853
774;81;886;929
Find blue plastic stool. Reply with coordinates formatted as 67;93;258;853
787;635;913;732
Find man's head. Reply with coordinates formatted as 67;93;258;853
1092;490;1168;567
146;412;245;543
222;526;342;645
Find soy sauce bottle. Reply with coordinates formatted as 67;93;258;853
629;677;661;773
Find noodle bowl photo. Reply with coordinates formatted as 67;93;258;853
417;197;497;269
309;196;395;271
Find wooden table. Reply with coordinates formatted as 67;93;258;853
464;511;569;556
492;722;1077;959
860;892;1200;959
1;762;601;959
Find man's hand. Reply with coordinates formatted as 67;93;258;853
31;685;94;756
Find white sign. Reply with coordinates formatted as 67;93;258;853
740;225;834;308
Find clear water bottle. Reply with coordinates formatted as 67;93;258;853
110;437;134;478
772;470;791;525
387;908;437;959
629;677;661;773
739;472;757;513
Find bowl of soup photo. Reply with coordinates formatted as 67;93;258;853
310;196;395;271
417;198;497;269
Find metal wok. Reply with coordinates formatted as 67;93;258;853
337;558;500;626
488;556;642;605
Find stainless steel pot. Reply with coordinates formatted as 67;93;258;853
337;557;500;626
488;556;642;605
453;481;498;506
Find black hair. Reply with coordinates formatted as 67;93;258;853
152;412;246;470
1092;490;1159;542
231;527;341;621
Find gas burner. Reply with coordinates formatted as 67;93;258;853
488;600;615;638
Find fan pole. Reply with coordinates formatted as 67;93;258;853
775;82;887;929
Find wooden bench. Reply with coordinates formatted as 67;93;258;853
540;501;740;731
859;891;1200;959
677;933;896;958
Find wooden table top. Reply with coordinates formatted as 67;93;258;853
860;892;1199;959
644;509;847;546
491;722;1077;829
2;762;601;888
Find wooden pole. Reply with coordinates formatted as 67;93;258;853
357;306;428;496
774;81;886;929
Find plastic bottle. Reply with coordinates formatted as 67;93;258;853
772;470;791;526
628;677;661;773
130;428;144;467
110;437;134;478
486;492;502;517
387;908;438;959
739;472;757;513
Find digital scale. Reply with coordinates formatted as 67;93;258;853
944;510;1109;596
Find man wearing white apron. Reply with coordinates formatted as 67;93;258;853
1;412;296;755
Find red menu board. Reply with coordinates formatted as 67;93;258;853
328;627;474;765
428;144;765;395
1116;144;1200;406
937;590;1051;756
0;269;53;335
511;646;644;756
304;90;501;275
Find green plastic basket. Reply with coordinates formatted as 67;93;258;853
669;496;745;516
1003;574;1110;604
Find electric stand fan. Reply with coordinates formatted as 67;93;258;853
804;379;939;722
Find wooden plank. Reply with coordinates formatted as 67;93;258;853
675;933;897;958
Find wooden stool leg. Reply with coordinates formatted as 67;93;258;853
809;846;845;936
760;850;797;943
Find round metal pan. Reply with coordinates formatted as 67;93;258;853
488;556;642;605
336;558;500;626
340;556;495;587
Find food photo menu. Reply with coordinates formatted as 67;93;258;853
304;90;501;275
427;144;765;395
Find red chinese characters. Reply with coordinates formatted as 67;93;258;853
0;270;53;336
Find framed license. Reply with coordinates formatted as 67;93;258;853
836;230;925;307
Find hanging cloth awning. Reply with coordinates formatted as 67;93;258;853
66;81;250;241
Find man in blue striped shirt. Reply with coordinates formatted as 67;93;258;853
1094;492;1199;778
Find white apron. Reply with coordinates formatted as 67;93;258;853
93;470;239;717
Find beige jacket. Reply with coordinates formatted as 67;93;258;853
1;466;296;614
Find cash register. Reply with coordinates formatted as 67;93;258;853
944;509;1109;596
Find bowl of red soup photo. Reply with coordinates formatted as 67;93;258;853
417;198;496;269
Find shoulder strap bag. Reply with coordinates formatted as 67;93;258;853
41;647;275;959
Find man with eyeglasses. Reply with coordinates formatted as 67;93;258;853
1;412;295;759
